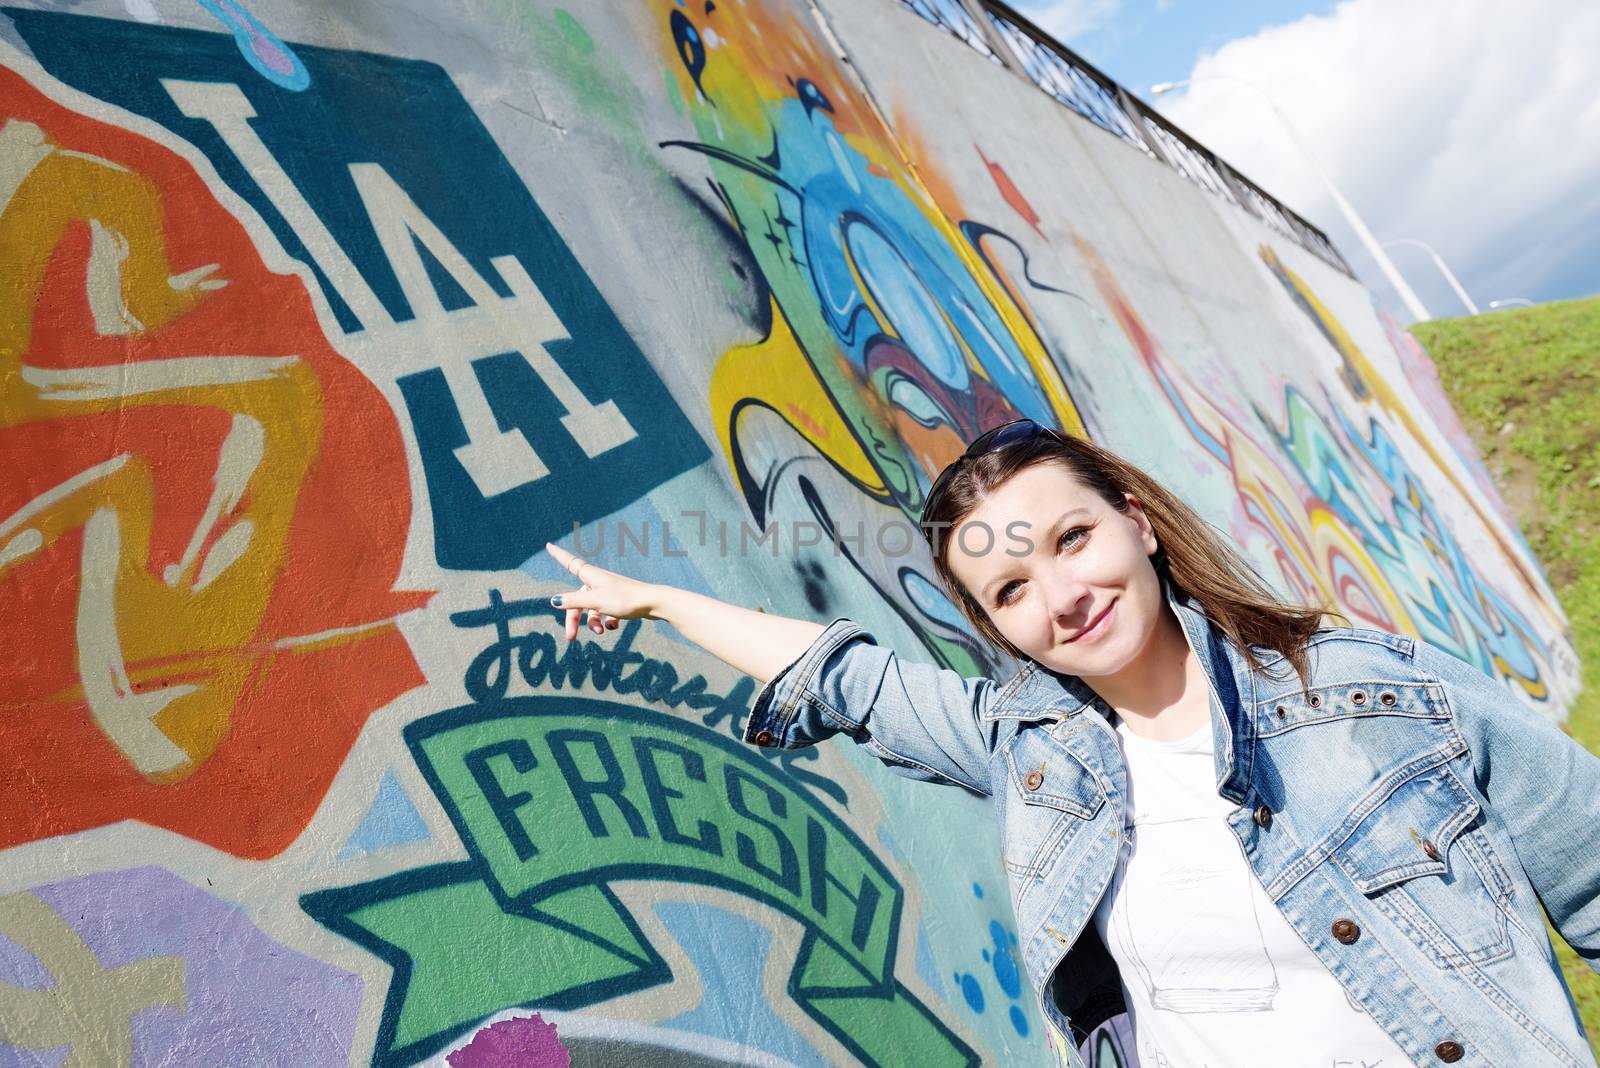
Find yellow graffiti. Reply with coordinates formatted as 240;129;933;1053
1080;235;1554;698
0;116;321;781
892;117;1084;443
1079;235;1429;636
709;303;891;498
663;0;1081;511
1261;246;1559;632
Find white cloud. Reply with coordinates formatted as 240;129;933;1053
1014;0;1123;43
1153;0;1600;320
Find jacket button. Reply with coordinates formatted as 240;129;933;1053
1253;804;1273;829
1351;690;1367;705
753;729;774;746
1275;705;1287;719
1379;690;1398;706
1308;693;1322;708
1435;1040;1464;1062
1332;918;1360;944
1024;769;1045;791
1422;838;1441;861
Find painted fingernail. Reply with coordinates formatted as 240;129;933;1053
551;594;563;606
606;619;618;629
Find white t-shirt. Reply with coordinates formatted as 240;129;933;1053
1090;716;1409;1068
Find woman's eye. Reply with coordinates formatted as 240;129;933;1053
996;527;1091;606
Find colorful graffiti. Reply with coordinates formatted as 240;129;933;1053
1074;237;1563;704
301;593;973;1066
0;867;362;1064
1262;247;1554;619
1375;307;1512;525
0;58;424;858
0;1;1576;1067
196;0;310;90
445;1014;570;1068
656;0;1085;679
951;884;1032;1040
8;6;708;575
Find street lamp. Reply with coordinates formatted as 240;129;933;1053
1488;298;1534;310
1381;239;1479;315
1151;75;1432;322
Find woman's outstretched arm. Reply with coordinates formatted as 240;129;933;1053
543;541;1004;794
544;541;825;684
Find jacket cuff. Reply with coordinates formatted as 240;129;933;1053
743;616;864;747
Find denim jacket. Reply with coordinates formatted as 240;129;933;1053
743;585;1600;1067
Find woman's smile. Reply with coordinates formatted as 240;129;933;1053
1064;597;1117;644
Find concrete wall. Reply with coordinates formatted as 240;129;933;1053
0;1;1575;1065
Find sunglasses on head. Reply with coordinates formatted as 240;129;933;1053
918;418;1070;533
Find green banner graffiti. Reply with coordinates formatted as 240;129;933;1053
301;697;977;1067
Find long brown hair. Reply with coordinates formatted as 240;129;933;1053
922;430;1332;683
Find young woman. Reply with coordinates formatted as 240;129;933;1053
544;418;1600;1068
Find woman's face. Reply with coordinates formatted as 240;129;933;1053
944;461;1165;681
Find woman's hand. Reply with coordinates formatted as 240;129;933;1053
546;542;827;682
544;541;661;641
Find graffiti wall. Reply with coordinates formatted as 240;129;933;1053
0;1;1575;1065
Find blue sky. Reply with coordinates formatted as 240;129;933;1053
1013;0;1336;100
1006;0;1599;321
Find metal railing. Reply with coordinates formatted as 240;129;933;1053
895;0;1354;276
898;0;1005;63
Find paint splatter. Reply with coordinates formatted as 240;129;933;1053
986;919;1022;999
446;1014;570;1068
953;970;985;1013
976;145;1043;239
964;890;1030;1037
197;0;310;90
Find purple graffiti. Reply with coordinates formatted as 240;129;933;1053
196;0;310;90
447;1014;571;1068
0;867;360;1065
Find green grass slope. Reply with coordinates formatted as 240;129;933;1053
1410;295;1599;1051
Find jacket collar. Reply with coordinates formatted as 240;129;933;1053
980;579;1255;803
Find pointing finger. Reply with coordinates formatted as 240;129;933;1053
545;541;587;578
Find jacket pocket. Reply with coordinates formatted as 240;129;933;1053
1335;760;1516;968
998;728;1103;880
